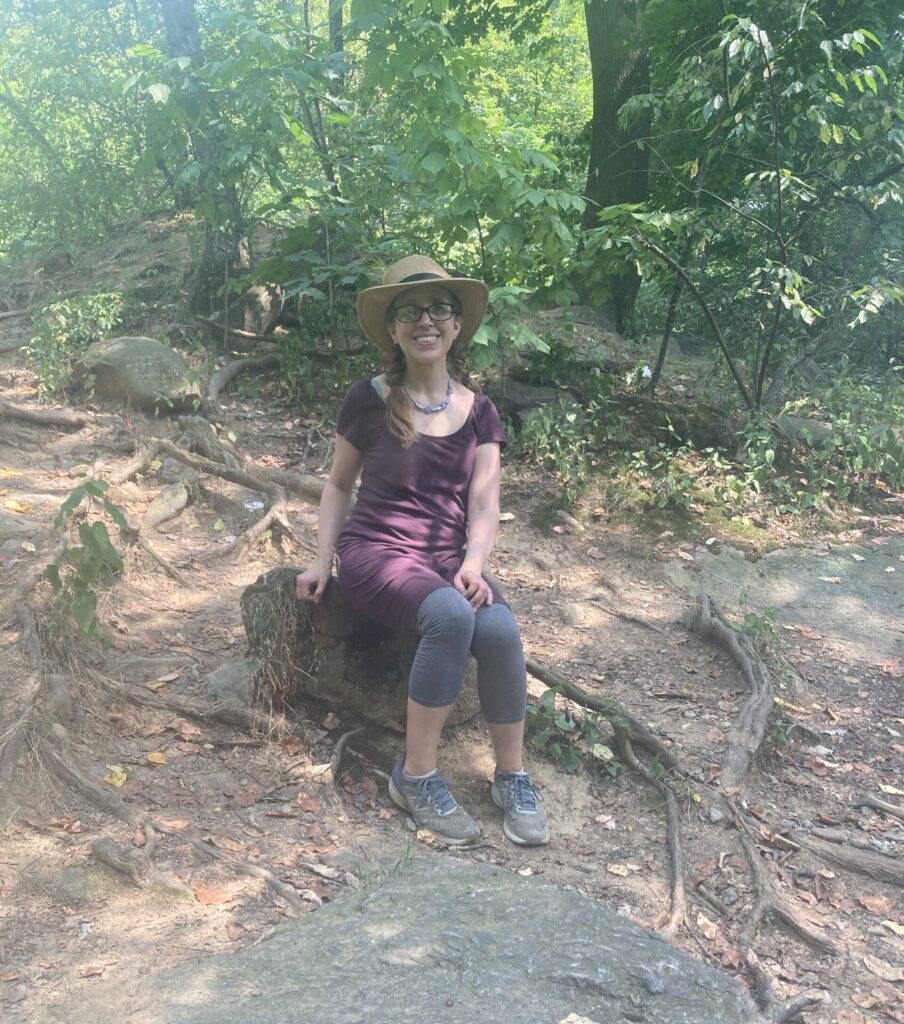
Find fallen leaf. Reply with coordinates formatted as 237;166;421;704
552;525;564;534
0;969;20;982
296;793;322;814
677;550;694;562
586;546;604;559
836;1012;866;1024
169;717;202;741
817;576;842;584
594;814;617;829
155;671;182;683
863;955;904;983
213;518;225;531
164;818;190;829
322;712;340;731
177;742;201;754
416;828;436;844
147;751;167;765
851;553;866;562
3;499;33;513
879;784;904;796
881;920;904;936
696;913;719;941
79;965;105;978
517;867;533;876
498;512;515;522
226;922;245;941
607;863;629;877
858;894;895;915
103;765;127;788
208;835;245;853
851;992;884;1009
0;469;22;478
194;885;236;906
231;781;264;807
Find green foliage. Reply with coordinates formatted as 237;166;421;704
46;479;128;650
26;293;122;400
526;687;618;777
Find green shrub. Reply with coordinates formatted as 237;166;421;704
26;293;123;400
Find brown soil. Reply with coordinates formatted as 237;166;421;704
0;232;902;1024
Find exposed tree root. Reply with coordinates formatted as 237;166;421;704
686;593;774;793
207;353;281;403
797;833;904;887
525;655;680;773
112;436;305;557
747;950;826;1023
851;792;904;821
37;736;305;915
589;596;667;634
614;727;687;939
731;808;840;955
0;398;90;429
524;655;686;936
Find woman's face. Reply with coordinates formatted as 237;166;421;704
387;284;463;368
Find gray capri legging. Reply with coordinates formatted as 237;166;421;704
410;586;527;724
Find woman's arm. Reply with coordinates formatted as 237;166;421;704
296;435;363;602
454;441;501;609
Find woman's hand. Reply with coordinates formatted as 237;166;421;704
454;565;493;610
296;564;331;603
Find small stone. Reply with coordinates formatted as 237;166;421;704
709;807;725;824
720;887;738;906
561;603;587;626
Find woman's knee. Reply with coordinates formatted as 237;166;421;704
470;603;522;657
416;586;476;643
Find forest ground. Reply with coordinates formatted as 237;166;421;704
0;223;902;1024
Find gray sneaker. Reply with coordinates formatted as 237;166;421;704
491;770;550;846
388;758;481;845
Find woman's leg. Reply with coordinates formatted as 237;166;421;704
471;605;549;845
405;587;476;773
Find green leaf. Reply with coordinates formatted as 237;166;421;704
819;123;832;145
419;151;446;174
146;83;171;104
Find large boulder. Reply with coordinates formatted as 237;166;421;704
49;857;766;1024
240;567;481;731
78;336;201;413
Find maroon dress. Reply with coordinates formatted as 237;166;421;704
335;379;507;631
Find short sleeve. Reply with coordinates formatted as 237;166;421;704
474;394;507;449
335;379;376;452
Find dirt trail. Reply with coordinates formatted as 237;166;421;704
1;301;903;1023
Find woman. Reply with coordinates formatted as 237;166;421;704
296;255;549;847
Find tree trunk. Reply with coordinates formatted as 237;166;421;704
579;0;650;333
157;0;250;314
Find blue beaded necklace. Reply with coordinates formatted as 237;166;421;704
403;377;454;414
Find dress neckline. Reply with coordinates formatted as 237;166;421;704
369;377;477;440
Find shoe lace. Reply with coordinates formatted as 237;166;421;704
415;773;457;815
505;774;539;812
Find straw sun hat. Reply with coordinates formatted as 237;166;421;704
356;255;489;353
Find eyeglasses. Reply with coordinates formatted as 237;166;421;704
392;302;459;323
